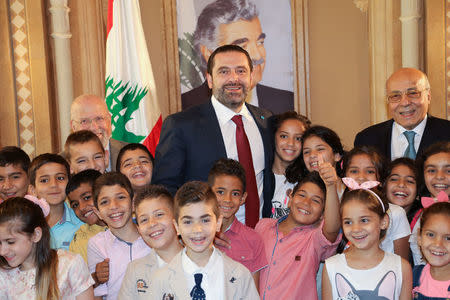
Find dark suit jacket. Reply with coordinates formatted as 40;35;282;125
354;115;450;160
152;100;275;217
181;81;294;114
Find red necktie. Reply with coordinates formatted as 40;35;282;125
231;115;259;228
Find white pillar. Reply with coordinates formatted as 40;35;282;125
400;0;421;68
48;0;73;149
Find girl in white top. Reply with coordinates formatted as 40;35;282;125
342;146;411;260
410;141;450;265
270;111;310;219
0;196;94;300
322;185;412;300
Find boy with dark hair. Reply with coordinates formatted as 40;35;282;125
66;169;106;262
0;146;30;202
208;158;267;290
64;129;108;174
149;181;259;299
88;172;151;300
116;143;154;193
118;185;183;299
28;153;83;249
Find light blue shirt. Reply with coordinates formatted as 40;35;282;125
50;202;84;250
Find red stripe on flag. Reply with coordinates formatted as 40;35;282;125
106;0;114;37
143;115;162;157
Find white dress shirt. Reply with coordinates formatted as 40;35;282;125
182;247;224;300
391;115;427;160
211;96;265;223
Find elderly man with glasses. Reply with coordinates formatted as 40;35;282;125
354;68;450;160
70;94;127;171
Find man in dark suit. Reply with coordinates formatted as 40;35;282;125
181;0;293;114
152;45;274;224
354;68;450;160
70;95;128;171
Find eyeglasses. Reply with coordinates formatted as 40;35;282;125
386;88;429;103
74;116;108;127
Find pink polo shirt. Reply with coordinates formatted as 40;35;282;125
255;216;341;300
217;218;267;273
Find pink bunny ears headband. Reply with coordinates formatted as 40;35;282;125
421;191;449;208
24;195;50;217
342;177;386;213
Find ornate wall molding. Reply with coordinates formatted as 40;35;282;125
353;0;368;13
9;0;36;156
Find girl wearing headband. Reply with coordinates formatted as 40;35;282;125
0;197;94;299
322;183;412;300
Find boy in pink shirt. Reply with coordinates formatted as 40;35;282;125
256;170;341;300
208;158;267;290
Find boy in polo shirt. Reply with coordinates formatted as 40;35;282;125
149;181;259;300
118;185;183;299
88;172;151;300
0;146;30;202
67;169;107;263
28;153;84;249
208;158;267;290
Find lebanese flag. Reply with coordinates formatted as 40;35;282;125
105;0;161;156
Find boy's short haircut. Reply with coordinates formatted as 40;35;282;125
207;158;246;191
134;184;174;214
116;143;154;172
174;181;219;221
66;169;102;196
29;153;70;186
93;172;134;208
292;171;326;199
0;146;31;172
64;130;105;160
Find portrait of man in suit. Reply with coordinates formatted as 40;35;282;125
179;0;294;114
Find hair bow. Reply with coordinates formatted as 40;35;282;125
24;195;50;217
421;191;449;208
342;177;385;212
342;177;380;190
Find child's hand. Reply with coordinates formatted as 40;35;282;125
317;154;338;187
95;258;110;284
214;231;231;249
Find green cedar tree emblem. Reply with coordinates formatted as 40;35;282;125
105;76;147;143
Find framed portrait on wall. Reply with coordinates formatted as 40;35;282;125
176;0;296;114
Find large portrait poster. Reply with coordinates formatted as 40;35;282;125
176;0;295;114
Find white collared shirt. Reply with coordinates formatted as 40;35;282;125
181;247;224;300
211;96;265;223
247;87;259;107
391;115;427;160
106;141;112;172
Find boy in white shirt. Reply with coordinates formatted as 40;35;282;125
149;181;259;299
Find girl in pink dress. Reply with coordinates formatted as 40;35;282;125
0;196;94;299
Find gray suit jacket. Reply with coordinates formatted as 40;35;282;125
109;138;128;171
149;250;260;300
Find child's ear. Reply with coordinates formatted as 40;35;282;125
417;233;422;247
28;184;36;197
172;219;180;235
216;215;223;232
32;227;43;243
380;214;389;230
239;192;247;206
93;207;103;220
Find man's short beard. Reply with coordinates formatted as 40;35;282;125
213;83;249;109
